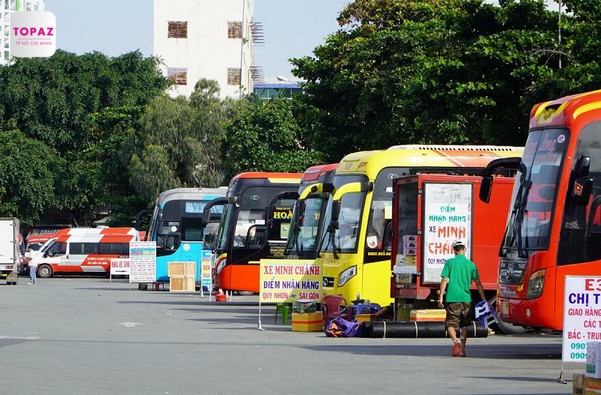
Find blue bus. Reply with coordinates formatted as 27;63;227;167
146;188;227;282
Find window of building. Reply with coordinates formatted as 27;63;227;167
227;68;241;86
167;68;188;85
168;21;188;39
228;22;242;39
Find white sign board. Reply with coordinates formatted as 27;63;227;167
129;241;156;284
562;276;601;363
422;183;472;284
10;12;56;58
110;258;130;276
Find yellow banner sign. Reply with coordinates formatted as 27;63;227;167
259;259;322;303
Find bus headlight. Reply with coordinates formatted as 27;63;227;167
338;266;357;287
526;269;545;299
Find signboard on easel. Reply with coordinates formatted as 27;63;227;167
129;241;156;284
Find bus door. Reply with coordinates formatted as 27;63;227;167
42;239;67;270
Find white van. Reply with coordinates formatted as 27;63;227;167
32;227;139;278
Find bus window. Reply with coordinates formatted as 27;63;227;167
234;209;265;247
45;241;66;257
336;194;363;252
70;243;98;254
559;121;601;265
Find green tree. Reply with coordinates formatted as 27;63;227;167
221;96;324;180
129;79;230;202
0;50;169;225
292;0;563;160
0;130;62;226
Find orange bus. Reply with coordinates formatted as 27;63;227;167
213;172;302;293
489;89;601;331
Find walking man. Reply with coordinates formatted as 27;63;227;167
26;247;38;284
438;240;486;357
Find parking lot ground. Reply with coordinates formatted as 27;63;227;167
0;277;580;395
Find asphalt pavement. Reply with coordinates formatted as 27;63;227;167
0;276;581;395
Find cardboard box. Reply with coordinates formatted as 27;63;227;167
170;276;195;292
410;309;446;321
168;261;196;277
292;312;324;332
293;299;316;314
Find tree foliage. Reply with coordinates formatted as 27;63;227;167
129;79;231;201
0;50;168;225
0;130;62;226
291;0;579;161
221;96;324;180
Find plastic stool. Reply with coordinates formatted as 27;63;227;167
275;303;291;324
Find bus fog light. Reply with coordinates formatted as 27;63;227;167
526;308;531;318
338;266;357;287
526;269;545;299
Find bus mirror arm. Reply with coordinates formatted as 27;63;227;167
478;157;522;203
201;197;228;226
480;157;522;177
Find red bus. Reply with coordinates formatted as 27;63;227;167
213;172;302;293
489;89;601;331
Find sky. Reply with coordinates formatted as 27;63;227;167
43;0;350;80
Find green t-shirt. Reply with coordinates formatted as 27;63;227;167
440;254;479;303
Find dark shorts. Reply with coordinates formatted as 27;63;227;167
444;302;474;329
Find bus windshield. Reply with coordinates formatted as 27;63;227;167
216;186;274;250
501;128;568;258
150;199;223;249
320;175;367;254
286;196;326;257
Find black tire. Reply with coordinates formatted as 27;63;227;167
487;296;528;335
493;319;528;335
37;265;53;278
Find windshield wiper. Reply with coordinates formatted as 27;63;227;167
508;173;532;258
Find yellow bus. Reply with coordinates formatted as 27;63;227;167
318;145;523;307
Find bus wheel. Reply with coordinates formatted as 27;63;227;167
494;319;528;335
487;297;527;335
37;265;53;278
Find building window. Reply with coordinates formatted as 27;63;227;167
227;68;241;86
228;22;242;39
168;21;187;39
167;68;188;85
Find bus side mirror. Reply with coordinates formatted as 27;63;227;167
572;176;593;206
574;155;591;178
479;176;493;203
328;200;341;233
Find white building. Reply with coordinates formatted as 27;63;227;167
153;0;255;99
0;0;44;65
